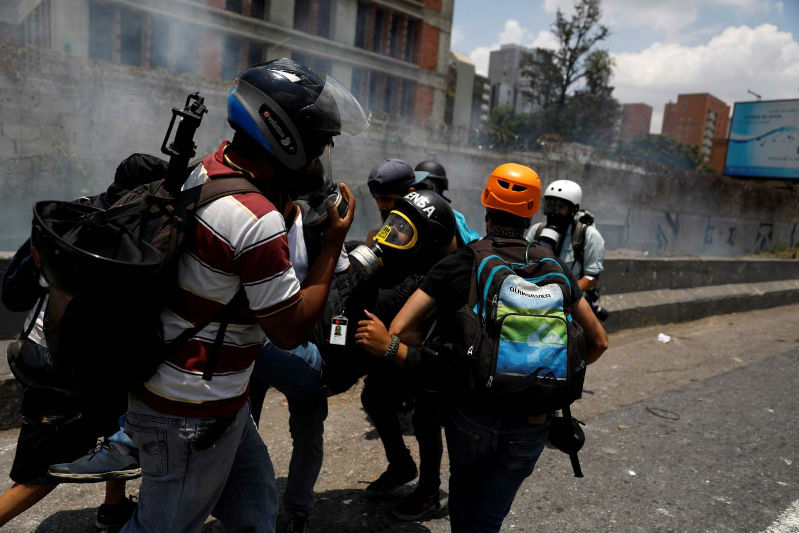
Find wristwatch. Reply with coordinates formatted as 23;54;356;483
383;335;400;359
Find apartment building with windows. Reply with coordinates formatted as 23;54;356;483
619;103;653;142
661;93;730;171
0;0;453;125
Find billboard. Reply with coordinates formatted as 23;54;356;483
724;99;799;179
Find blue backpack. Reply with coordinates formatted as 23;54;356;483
454;236;586;414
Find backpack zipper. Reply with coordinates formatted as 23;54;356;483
486;293;500;387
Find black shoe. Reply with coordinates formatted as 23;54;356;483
281;510;309;533
393;488;441;521
366;461;418;495
95;495;137;529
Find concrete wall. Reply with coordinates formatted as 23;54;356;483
1;44;798;255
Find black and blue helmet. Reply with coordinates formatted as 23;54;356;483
227;58;368;170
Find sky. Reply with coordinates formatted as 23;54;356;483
451;0;799;132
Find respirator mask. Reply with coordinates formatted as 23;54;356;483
294;146;349;228
349;210;419;280
538;197;574;252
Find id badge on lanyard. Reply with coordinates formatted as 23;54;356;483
329;315;348;346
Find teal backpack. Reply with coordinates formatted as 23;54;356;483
454;236;586;413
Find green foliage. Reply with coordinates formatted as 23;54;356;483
487;0;620;149
479;106;540;151
617;134;702;170
549;0;610;107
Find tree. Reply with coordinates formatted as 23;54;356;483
520;0;620;147
527;0;610;109
480;105;541;151
617;134;702;170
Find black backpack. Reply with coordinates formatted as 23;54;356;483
31;173;262;389
453;236;586;412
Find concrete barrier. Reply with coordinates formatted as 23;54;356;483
601;256;799;295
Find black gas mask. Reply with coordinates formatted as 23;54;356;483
349;209;420;280
292;144;348;227
538;197;576;254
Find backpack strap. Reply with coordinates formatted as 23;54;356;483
197;177;262;208
571;221;587;279
563;405;584;478
21;293;47;340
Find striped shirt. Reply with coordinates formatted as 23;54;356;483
140;141;301;416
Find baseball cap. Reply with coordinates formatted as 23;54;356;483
367;159;428;196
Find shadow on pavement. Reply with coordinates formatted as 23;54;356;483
35;507;96;532
30;478;448;532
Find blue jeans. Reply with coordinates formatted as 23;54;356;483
444;405;550;533
121;396;277;533
250;340;328;514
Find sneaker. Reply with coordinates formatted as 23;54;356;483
49;440;141;483
95;495;137;529
366;461;418;495
393;489;441;521
281;510;309;533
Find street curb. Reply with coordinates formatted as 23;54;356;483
602;279;799;333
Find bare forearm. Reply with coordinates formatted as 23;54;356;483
388;289;437;341
578;276;598;291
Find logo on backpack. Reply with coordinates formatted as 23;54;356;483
454;238;586;412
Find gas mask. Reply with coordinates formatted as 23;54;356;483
349;210;419;280
539;197;575;253
293;145;348;227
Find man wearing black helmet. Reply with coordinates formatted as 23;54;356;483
415;160;480;246
121;59;367;533
352;189;458;519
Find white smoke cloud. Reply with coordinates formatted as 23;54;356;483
612;23;799;132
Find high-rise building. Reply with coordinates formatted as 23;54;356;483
487;43;543;115
471;73;491;129
661;93;730;171
619;103;653;141
445;52;475;129
0;0;453;125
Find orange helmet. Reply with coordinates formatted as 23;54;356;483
481;163;542;218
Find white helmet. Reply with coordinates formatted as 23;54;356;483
543;180;582;208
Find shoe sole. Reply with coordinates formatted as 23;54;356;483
48;468;142;483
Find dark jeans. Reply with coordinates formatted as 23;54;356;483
361;368;444;493
361;368;414;468
250;340;328;514
444;405;550;533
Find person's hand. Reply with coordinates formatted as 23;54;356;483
355;309;391;356
323;183;356;246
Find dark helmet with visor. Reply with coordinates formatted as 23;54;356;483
374;190;455;256
414;160;449;200
227;58;368;171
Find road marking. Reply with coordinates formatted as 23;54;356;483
762;500;799;533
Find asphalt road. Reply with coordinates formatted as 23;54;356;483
1;304;798;532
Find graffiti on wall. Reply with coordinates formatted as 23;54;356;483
656;211;680;251
755;223;774;252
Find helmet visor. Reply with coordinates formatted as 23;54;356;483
543;197;572;216
303;73;369;136
374;211;418;250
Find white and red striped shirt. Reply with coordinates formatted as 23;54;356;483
140;142;301;416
